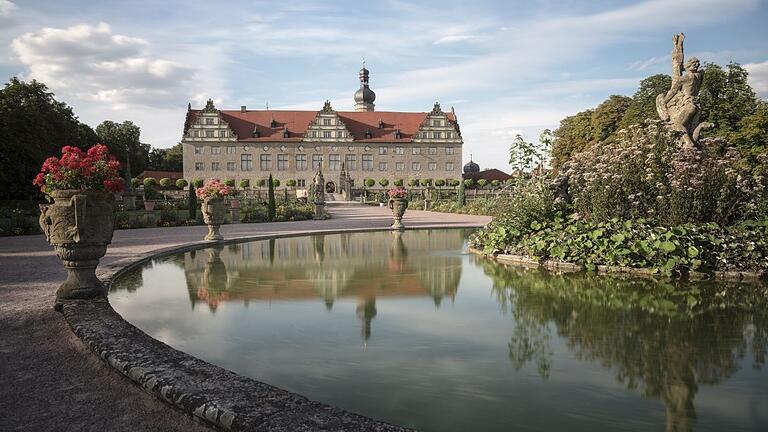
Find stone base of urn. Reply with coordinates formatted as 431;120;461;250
388;198;408;231
38;190;115;304
202;197;225;241
230;208;240;224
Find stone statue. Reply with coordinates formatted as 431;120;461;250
313;168;325;204
655;33;713;148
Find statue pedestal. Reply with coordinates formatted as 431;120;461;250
314;202;326;220
143;210;155;227
230;208;240;224
424;199;432;211
123;194;136;210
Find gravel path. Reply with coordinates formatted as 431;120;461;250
0;205;489;432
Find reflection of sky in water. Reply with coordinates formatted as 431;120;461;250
109;229;768;432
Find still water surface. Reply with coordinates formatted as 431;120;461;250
110;229;768;432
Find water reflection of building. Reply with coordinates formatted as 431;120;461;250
183;229;466;340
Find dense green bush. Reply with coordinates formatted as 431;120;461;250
0;208;35;235
472;215;768;275
176;178;188;189
159;178;172;188
239;179;250;189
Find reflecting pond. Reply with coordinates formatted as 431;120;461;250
109;229;768;432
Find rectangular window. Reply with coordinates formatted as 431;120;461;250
323;118;331;126
432;132;441;139
206;118;214;125
412;162;421;171
378;146;387;155
428;147;437;155
432;120;441;127
241;154;253;171
227;162;235;171
329;154;340;171
379;161;387;171
323;131;332;139
412;147;421;155
311;130;317;138
195;162;204;171
396;162;404;171
446;147;454;155
221;130;227;137
260;154;272;171
211;146;221;155
312;154;323;170
211;162;220;171
345;154;357;171
297;179;306;188
296;154;307;171
428;162;437;171
395;146;404;155
226;145;235;154
205;130;214;138
447;132;452;139
193;130;199;138
194;145;203;155
446;162;454;171
362;154;373;171
277;154;288;171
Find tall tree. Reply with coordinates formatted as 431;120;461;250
0;77;97;199
96;120;149;176
552;110;594;168
699;63;758;139
148;143;183;171
590;95;632;143
620;74;672;128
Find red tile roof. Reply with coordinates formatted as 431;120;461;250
185;109;458;143
462;169;511;182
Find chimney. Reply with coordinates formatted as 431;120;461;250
240;105;246;112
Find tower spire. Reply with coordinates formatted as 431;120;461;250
354;62;376;111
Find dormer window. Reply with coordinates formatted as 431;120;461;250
394;129;402;139
253;127;260;138
283;128;290;138
378;119;385;129
270;119;278;128
365;129;372;139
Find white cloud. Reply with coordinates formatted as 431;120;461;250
433;35;480;45
745;61;768;99
0;0;15;15
11;22;195;108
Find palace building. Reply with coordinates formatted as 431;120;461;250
181;66;463;193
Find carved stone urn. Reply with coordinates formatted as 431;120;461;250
202;197;225;240
388;198;408;230
38;190;115;301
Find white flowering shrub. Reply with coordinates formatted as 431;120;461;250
562;122;766;226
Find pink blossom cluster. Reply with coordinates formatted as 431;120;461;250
387;187;407;199
33;144;124;195
196;178;235;199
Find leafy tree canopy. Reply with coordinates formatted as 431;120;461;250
551;62;765;170
0;78;98;199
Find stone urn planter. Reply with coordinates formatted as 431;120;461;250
38;190;116;300
230;199;240;209
143;200;155;211
388;198;408;230
202;197;225;240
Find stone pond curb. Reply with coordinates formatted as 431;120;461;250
59;225;484;432
469;247;767;282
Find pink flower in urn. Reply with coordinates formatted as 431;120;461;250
387;187;407;199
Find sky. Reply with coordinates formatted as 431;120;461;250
1;0;767;171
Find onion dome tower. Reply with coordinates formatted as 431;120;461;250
354;62;376;112
463;155;480;174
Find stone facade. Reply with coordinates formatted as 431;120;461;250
182;70;463;193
